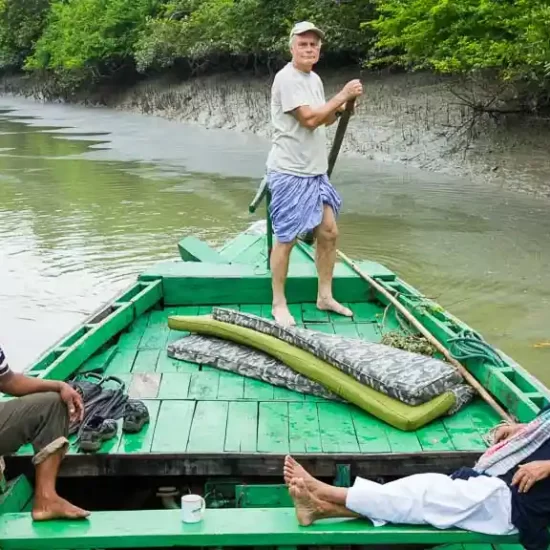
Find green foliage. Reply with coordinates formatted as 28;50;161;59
0;0;50;69
0;0;547;102
133;0;375;73
369;0;550;84
26;0;158;79
134;0;247;72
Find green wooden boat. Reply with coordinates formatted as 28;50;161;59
0;218;546;549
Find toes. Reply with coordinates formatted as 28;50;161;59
295;477;306;492
70;505;90;518
273;308;296;327
316;299;353;317
289;483;298;499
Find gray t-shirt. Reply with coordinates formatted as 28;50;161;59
266;63;328;176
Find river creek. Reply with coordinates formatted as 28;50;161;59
0;97;548;385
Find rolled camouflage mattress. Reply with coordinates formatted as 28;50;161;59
167;315;456;431
210;308;475;412
168;333;340;401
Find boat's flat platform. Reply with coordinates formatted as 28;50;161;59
7;230;543;479
12;300;499;478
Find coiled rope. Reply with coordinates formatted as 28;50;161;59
447;329;507;368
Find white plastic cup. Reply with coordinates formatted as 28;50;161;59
181;494;206;523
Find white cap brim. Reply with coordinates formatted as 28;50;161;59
290;22;325;40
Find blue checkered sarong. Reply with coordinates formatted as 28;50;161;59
267;171;342;243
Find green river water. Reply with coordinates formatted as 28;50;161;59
0;97;549;386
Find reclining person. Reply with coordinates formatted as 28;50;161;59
284;405;550;550
0;344;90;520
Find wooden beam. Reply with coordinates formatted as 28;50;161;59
178;236;228;264
0;507;519;549
138;260;395;306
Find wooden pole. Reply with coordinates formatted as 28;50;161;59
338;248;513;422
302;98;357;245
297;241;514;423
328;98;356;177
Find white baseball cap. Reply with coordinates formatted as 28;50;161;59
289;21;325;40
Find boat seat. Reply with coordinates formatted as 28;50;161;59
178;235;229;264
0;507;520;549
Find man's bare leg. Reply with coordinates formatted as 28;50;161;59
289;478;360;526
284;455;348;504
0;392;89;521
314;205;352;317
33;446;90;521
270;240;296;326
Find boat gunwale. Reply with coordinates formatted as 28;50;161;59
24;279;143;373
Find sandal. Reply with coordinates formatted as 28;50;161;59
78;416;118;453
122;400;150;433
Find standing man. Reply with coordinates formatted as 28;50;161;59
0;343;89;521
266;21;363;326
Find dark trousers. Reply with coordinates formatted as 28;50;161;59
0;392;69;465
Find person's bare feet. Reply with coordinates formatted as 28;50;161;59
284;455;349;505
32;495;90;521
272;304;296;327
284;455;325;496
284;455;311;485
289;478;325;526
317;297;353;318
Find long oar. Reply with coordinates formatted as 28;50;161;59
327;97;356;178
297;240;513;423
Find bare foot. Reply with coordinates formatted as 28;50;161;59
272;304;296;327
289;478;360;526
284;455;312;485
289;478;324;526
32;495;90;521
317;297;353;318
284;455;348;505
284;456;324;495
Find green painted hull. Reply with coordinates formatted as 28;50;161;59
0;230;546;548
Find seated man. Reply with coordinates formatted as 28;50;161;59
0;344;89;520
284;408;550;550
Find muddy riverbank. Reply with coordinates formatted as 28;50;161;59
1;69;549;196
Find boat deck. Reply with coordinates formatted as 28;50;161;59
12;303;499;478
6;230;545;479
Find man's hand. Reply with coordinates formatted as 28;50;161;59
512;461;550;493
292;79;363;129
340;79;363;102
492;423;524;443
59;383;84;423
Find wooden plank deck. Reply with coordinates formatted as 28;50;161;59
7;231;543;481
8;301;501;478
